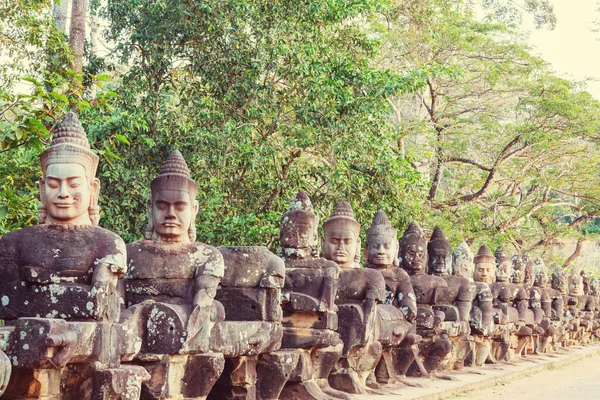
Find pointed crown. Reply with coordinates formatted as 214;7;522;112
474;244;495;264
399;221;426;249
453;241;473;261
366;210;397;242
323;201;360;236
287;191;313;212
151;150;198;198
495;246;510;264
427;226;450;253
39;112;99;179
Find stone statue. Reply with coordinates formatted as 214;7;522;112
426;227;474;371
0;112;147;399
566;269;595;344
277;191;348;400
364;210;424;385
487;247;521;361
209;245;290;400
589;278;600;341
122;150;226;399
530;259;556;353
398;222;452;376
550;265;569;348
322;202;386;394
466;245;494;366
509;254;536;357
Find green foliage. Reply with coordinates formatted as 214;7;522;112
83;0;427;246
1;0;598;268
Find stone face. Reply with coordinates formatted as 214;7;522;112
452;241;474;279
321;202;361;269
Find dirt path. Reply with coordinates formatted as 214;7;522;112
452;351;600;399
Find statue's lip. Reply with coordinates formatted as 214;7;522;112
162;222;180;227
334;251;348;256
53;202;74;207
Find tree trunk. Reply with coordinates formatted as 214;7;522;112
69;0;88;73
562;237;584;270
53;0;71;33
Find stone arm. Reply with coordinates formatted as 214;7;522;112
456;279;475;322
363;271;386;343
362;298;378;343
513;286;529;322
92;235;127;288
475;283;493;335
397;276;417;322
539;289;552;319
91;239;127;322
551;295;564;321
193;275;220;308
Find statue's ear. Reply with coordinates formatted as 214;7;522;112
39;177;45;203
91;178;100;204
145;198;154;240
193;200;199;220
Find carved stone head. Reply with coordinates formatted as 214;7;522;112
279;191;319;259
533;259;549;288
146;150;199;243
399;221;427;276
452;241;474;278
427;227;451;276
522;254;535;287
569;269;584;296
511;254;526;284
473;245;496;284
551;265;568;295
321;201;361;269
365;210;398;268
38;112;100;226
494;246;512;282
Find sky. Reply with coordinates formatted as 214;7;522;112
526;0;600;99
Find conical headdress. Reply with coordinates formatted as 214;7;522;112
39;112;99;179
322;201;360;236
150;150;198;198
474;244;495;263
427;226;450;253
495;246;510;265
366;210;397;242
399;221;426;252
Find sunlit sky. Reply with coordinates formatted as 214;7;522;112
526;0;600;99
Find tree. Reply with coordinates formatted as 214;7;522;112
378;0;600;255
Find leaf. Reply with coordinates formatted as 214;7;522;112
49;91;69;104
29;138;44;152
104;149;121;160
114;134;130;145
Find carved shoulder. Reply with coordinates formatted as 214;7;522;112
192;243;225;279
